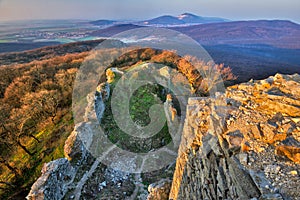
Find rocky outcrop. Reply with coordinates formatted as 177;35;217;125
169;97;265;200
27;84;111;200
170;73;300;200
27;72;300;200
147;179;172;200
26;159;75;200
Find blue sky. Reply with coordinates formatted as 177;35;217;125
0;0;299;23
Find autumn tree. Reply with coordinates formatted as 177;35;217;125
54;68;78;106
183;55;237;95
4;108;36;156
3;75;35;108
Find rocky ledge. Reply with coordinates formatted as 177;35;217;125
170;73;300;200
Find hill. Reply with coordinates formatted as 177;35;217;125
0;39;105;66
90;19;117;26
178;13;228;24
172;20;300;49
142;15;185;26
139;13;228;26
90;24;142;37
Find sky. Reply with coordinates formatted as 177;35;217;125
0;0;299;23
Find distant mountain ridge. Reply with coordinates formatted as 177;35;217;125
89;13;228;27
89;19;300;49
172;20;300;48
139;13;228;26
142;15;185;25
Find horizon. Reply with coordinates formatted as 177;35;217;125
0;0;299;23
0;13;299;25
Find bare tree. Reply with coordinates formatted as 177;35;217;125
0;156;19;176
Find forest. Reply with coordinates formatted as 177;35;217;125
0;42;235;199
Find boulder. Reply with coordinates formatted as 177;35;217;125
275;137;300;163
147;179;172;200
